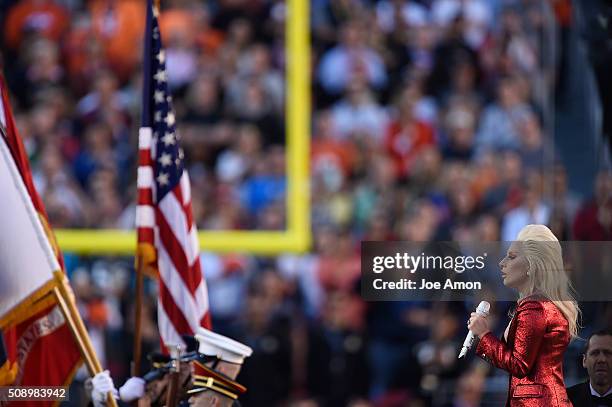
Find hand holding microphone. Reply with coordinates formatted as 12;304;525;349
458;301;490;358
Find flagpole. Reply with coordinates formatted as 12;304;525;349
132;254;145;377
132;0;156;377
51;285;96;373
52;272;118;407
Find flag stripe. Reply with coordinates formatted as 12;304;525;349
180;173;191;205
137;227;155;243
158;279;194;336
161;191;197;265
136;205;155;228
156;206;201;293
139;150;153;166
157;297;187;346
0;96;6;126
192;263;209;313
156;210;192;286
173;186;194;233
189;226;199;262
157;246;203;329
137;189;154;206
139;128;153;148
137;167;154;189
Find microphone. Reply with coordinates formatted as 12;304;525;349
458;301;490;358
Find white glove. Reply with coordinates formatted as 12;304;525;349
119;376;146;402
91;370;118;406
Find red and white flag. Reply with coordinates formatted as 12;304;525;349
0;74;82;402
136;0;211;349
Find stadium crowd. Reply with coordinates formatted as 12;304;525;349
1;0;611;406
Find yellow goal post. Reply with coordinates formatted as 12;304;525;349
55;0;310;255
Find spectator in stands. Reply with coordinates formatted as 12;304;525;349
332;80;388;143
34;144;90;227
502;171;550;241
574;171;612;240
159;5;199;91
318;20;388;96
227;43;284;115
385;86;436;179
445;364;488;407
518;112;548;169
442;102;476;162
431;0;492;50
482;149;524;214
476;76;531;153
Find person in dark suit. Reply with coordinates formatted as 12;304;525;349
567;329;612;407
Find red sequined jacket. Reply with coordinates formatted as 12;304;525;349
476;295;573;406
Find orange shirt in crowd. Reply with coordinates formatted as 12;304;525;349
88;0;145;81
159;8;224;56
311;137;357;177
4;0;70;50
159;9;197;46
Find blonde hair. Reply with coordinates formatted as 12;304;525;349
516;224;580;338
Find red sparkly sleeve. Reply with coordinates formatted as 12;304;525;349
475;300;546;378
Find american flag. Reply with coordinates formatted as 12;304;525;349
136;0;211;348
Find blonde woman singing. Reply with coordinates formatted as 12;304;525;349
468;224;580;406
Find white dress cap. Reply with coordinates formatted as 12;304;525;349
195;327;253;365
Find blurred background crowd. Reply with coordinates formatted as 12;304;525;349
1;0;612;406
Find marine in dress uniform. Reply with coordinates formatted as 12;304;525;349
187;327;253;407
88;328;252;407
